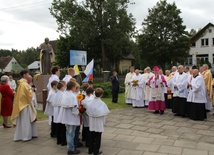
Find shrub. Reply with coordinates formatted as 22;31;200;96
93;82;125;98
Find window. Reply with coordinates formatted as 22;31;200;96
201;38;209;46
191;42;196;47
184;56;192;65
209;29;212;33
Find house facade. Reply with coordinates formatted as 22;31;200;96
186;23;214;66
0;56;23;73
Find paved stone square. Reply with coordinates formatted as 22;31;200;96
1;107;214;155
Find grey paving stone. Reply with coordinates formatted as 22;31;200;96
113;128;134;135
131;125;149;132
113;134;135;142
115;141;141;150
149;134;168;139
115;123;134;129
160;125;179;130
130;130;151;137
158;145;183;155
146;128;164;134
117;149;144;155
136;143;160;152
152;138;175;146
197;142;214;151
143;152;168;155
132;137;155;144
196;129;214;136
176;127;197;134
173;140;196;149
182;148;208;155
102;133;117;140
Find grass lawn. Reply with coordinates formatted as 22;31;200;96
0;93;128;124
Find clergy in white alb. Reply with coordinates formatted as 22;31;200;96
171;65;189;117
187;69;207;120
130;69;145;108
142;67;154;107
124;66;135;104
11;70;38;141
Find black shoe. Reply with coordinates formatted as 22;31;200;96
3;123;11;128
61;142;67;146
88;151;102;155
154;110;159;114
160;111;164;115
76;142;83;148
68;150;80;154
94;151;103;155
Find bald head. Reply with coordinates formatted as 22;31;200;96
203;64;209;70
135;69;140;75
192;69;199;77
165;70;170;76
178;65;184;73
171;66;177;72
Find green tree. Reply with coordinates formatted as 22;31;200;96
138;0;190;70
188;29;197;37
50;0;136;71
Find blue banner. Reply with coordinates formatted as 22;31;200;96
70;50;87;66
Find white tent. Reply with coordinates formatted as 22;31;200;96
28;61;40;70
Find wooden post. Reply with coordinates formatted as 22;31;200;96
42;89;48;112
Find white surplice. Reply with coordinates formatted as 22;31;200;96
124;72;136;104
187;75;207;103
82;95;95;127
142;72;154;106
172;72;189;98
52;90;64;123
57;91;80;126
86;97;110;132
44;88;56;116
62;75;73;84
47;74;60;91
130;74;145;107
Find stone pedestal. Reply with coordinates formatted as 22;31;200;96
34;75;50;103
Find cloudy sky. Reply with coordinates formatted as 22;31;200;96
0;0;214;50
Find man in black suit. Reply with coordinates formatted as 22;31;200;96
110;71;120;103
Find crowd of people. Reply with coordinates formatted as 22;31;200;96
0;67;109;155
1;63;214;154
124;64;213;121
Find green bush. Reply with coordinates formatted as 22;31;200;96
93;82;125;98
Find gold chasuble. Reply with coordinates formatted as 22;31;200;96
11;79;35;125
203;70;213;104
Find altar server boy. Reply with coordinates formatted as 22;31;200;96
82;87;94;147
87;88;110;155
53;81;66;145
44;80;58;138
57;81;80;154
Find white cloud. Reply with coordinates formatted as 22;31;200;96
0;0;214;50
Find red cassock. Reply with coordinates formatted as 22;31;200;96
0;84;14;116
